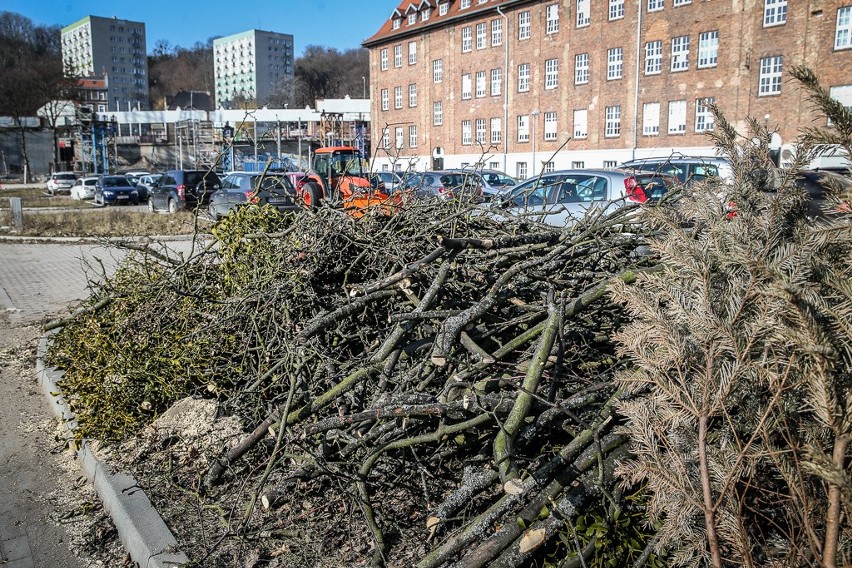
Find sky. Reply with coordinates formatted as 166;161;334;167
3;0;390;55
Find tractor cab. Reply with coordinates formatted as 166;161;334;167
303;146;401;214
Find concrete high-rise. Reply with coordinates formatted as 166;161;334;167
213;29;295;107
61;15;150;112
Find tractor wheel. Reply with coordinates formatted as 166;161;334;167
303;182;322;209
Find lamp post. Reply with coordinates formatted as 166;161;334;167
222;122;234;173
362;76;366;99
531;109;540;177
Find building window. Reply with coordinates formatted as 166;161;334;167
462;74;472;99
517;162;528;179
395;126;404;148
434;101;443;126
518;63;530;92
545;59;559;89
392;19;401;30
408;12;417;25
394;86;403;109
607;47;623;80
609;0;625;20
571;161;585;168
518;115;529;142
380;49;388;71
461;0;471;7
408;41;417;65
381;128;390;148
605;106;621;137
462;120;472;145
668;100;687;133
462;27;472;52
577;0;591;26
603;160;618;168
695;98;715;131
544;111;557;140
758;55;783;95
543;161;555;173
492;19;503;46
491;68;502;95
546;4;560;33
439;2;449;16
673;0;690;5
645;40;662;74
643;102;660;135
409;83;417;107
433;59;443;82
574;109;588;138
381;89;389;111
491;117;502;143
394;45;402;67
476;71;486;97
648;0;664;11
575;53;590;84
836;7;852;50
671;36;690;71
475;118;486;143
477;22;487;49
763;0;787;26
698;31;719;67
421;8;431;21
409;125;418;147
519;11;531;39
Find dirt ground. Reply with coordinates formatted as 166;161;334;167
0;312;126;567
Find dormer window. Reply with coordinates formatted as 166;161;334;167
461;0;471;7
393;18;401;29
421;8;431;20
408;13;417;24
439;2;449;16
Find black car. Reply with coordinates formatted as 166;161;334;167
148;169;221;214
208;172;298;219
94;175;140;205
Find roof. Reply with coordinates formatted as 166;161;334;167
363;0;525;47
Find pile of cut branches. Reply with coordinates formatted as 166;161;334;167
48;198;663;567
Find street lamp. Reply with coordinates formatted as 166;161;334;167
531;109;540;177
362;76;366;99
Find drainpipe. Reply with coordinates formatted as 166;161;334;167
497;5;509;173
632;0;642;160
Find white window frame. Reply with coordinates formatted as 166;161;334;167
648;0;664;11
439;2;449;16
763;0;788;27
433;59;443;83
673;0;690;5
577;0;591;26
461;0;471;8
380;48;388;71
462;120;472;145
476;22;487;49
476;71;486;97
518;63;530;92
491;68;502;95
421;8;431;21
642;102;660;135
381;89;389;111
409;125;418;147
462;27;472;52
698;31;718;68
543;161;555;173
381;128;390;148
394;45;402;68
758;55;783;95
607;47;623;80
475;118;486;143
544;111;557;141
645;40;662;74
575;53;590;84
408;12;417;25
605;105;621;137
671;36;690;72
409;83;417;107
491;117;502;143
519;11;531;39
573;109;588;139
609;0;625;20
517;162;528;179
395;126;404;149
518;114;529;142
491;19;503;46
829;85;852;123
668;100;687;133
433;101;443;126
462;74;472;99
836;7;852;50
546;4;560;33
545;59;558;89
695;98;715;132
394;86;403;109
393;19;401;30
408;42;417;65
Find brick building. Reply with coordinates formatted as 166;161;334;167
363;0;852;177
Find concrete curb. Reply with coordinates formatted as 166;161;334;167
0;234;200;244
36;331;189;568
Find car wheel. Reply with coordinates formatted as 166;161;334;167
167;199;177;214
148;199;156;213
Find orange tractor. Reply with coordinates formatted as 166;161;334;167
300;146;401;216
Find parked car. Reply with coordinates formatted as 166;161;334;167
94;175;140;205
446;168;518;197
136;174;162;202
70;176;99;200
46;172;77;195
401;170;485;201
208;172;298;219
493;168;676;227
371;171;405;193
148;169;221;214
124;170;150;185
620;155;734;185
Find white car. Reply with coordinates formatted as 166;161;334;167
71;176;99;200
46;172;77;195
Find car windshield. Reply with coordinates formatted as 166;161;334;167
102;176;128;187
54;173;76;180
483;173;516;187
257;175;294;194
329;153;363;176
186;172;220;187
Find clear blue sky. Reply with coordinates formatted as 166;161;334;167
4;0;389;55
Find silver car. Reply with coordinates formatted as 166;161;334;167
401;170;485;200
446;168;518;197
493;168;675;227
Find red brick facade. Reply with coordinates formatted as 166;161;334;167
364;0;852;176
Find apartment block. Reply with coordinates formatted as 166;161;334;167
213;29;295;107
363;0;852;176
61;16;149;112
